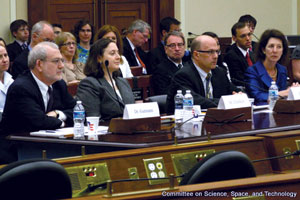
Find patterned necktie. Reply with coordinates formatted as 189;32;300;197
177;63;182;69
134;48;146;69
205;73;212;99
246;52;253;66
46;86;54;113
21;43;27;50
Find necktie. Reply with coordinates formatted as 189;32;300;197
177;64;182;69
46;86;54;113
246;52;253;66
134;48;146;69
21;43;27;50
205;73;212;99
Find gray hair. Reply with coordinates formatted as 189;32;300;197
164;30;185;45
31;21;52;36
28;41;59;69
127;19;152;34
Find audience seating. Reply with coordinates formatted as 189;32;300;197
67;82;79;97
130;66;143;76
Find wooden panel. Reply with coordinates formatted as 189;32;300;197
57;136;272;194
258;130;300;172
69;172;300;199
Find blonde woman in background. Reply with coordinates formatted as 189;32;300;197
55;32;86;84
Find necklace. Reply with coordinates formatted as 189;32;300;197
268;67;277;81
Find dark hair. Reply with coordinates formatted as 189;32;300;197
52;23;63;29
231;22;247;36
202;32;219;39
84;38;114;78
10;19;29;36
0;37;7;47
256;29;289;65
72;19;94;45
164;31;185;45
94;25;123;55
238;14;257;27
159;17;180;35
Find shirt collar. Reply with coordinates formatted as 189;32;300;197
167;57;182;67
31;71;50;99
192;60;211;82
237;45;249;57
126;37;136;51
15;40;28;46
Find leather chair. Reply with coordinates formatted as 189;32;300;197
180;150;256;185
0;158;72;199
145;95;167;114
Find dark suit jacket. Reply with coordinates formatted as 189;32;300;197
122;37;150;73
152;58;181;95
245;61;287;105
6;41;25;62
166;60;239;113
76;76;135;121
224;43;255;86
11;49;29;79
0;71;76;134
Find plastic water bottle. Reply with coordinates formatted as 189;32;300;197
174;90;184;123
183;90;194;121
268;81;278;110
73;101;85;139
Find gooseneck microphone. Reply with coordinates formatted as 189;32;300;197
188;32;200;37
104;60;123;112
252;150;300;163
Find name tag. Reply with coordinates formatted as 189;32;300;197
123;102;160;119
287;87;300;100
218;93;250;109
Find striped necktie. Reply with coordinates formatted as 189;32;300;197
205;73;212;98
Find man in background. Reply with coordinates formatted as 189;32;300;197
6;19;30;63
123;19;151;74
11;21;55;79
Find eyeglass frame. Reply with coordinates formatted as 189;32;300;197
195;49;221;56
165;43;185;49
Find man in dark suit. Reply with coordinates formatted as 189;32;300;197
0;41;75;164
0;41;76;134
11;21;55;79
238;14;258;50
167;35;240;114
6;19;29;63
148;17;182;74
152;31;185;95
123;19;151;74
224;22;255;87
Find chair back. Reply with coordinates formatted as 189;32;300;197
0;158;72;199
67;82;80;97
130;66;143;76
180;150;256;185
145;95;167;114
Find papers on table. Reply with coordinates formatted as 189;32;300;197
30;126;109;138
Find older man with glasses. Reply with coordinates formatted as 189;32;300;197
123;19;151;74
11;21;55;79
166;35;240;114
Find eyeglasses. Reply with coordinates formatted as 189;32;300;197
196;50;221;56
44;58;65;65
80;29;92;33
166;43;185;49
62;42;76;47
138;31;150;39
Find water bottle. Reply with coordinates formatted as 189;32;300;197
268;81;278;110
174;90;184;123
183;90;194;121
73;101;85;139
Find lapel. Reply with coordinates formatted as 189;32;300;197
98;77;125;107
233;44;248;68
123;38;138;66
188;61;205;95
256;61;272;88
28;72;47;112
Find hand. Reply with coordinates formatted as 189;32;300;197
46;111;57;118
291;82;300;87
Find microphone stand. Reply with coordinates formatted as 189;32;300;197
252;150;300;163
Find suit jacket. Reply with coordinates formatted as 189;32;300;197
11;49;29;79
122;37;150;73
244;61;287;105
224;43;255;86
6;41;25;62
152;58;181;95
76;76;135;121
0;71;76;135
166;60;239;113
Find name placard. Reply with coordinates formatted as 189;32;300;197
218;93;250;109
287;87;300;100
123;102;160;119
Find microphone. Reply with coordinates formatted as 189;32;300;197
104;60;123;112
252;33;259;41
252;150;300;163
175;114;200;129
188;32;200;37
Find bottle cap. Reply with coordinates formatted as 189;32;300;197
76;100;82;104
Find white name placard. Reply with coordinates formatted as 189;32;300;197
123;102;160;119
287;87;300;100
218;93;250;109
